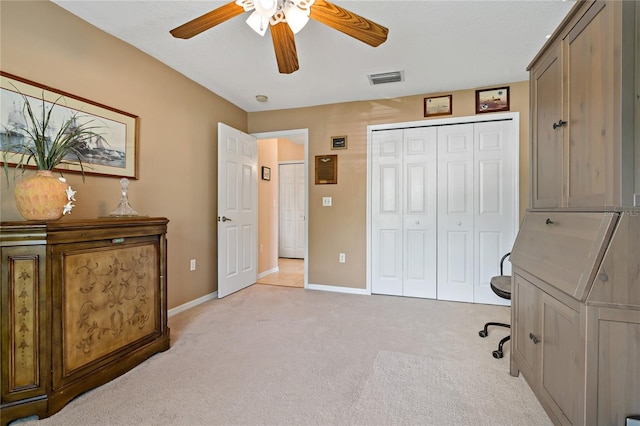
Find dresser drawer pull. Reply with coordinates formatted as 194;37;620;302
529;333;541;344
545;218;554;225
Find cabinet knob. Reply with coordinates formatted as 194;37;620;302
552;119;567;129
598;272;609;282
529;333;541;344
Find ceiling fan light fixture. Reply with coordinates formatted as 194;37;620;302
284;2;310;34
246;11;270;36
254;0;278;17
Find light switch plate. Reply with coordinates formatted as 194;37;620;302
322;197;332;207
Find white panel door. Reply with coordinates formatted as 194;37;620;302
279;162;305;258
371;129;403;296
371;127;437;298
437;123;475;302
217;123;258;298
402;127;437;298
474;121;515;305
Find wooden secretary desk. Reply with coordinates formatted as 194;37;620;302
0;217;170;425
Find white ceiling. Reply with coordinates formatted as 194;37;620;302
51;0;576;113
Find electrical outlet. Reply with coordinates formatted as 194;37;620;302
339;253;346;263
323;197;332;207
190;259;196;271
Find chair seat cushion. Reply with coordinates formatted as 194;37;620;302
490;275;512;300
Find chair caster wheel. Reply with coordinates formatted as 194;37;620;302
492;350;504;359
479;330;488;338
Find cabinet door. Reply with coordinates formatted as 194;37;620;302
512;273;540;385
539;293;584;425
585;307;640;425
0;245;49;404
565;1;615;207
531;39;563;208
51;236;163;389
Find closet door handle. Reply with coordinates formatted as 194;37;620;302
552;119;567;129
545;218;554;225
529;333;541;344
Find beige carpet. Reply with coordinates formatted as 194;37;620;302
12;285;550;426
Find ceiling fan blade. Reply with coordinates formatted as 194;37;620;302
170;1;245;39
309;0;388;47
270;22;300;74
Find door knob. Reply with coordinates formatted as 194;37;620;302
552;119;567;129
219;216;232;222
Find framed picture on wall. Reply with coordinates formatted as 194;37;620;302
424;94;452;117
261;166;271;181
315;155;337;184
331;135;347;150
475;86;510;114
0;71;139;179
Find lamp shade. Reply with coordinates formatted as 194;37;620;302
246;10;270;36
284;2;309;34
254;0;277;17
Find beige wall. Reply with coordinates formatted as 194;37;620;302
0;1;247;309
278;138;305;162
248;83;530;289
257;137;304;275
1;1;531;305
257;139;279;274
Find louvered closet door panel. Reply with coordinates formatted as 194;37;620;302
437;123;475;302
474;120;516;305
371;129;403;296
403;127;437;298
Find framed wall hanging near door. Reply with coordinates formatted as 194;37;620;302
315;155;337;184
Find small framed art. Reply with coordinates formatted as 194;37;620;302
424;95;452;117
315;155;337;184
261;166;271;181
331;135;347;150
476;86;510;114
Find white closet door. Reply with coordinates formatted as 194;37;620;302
403;127;437;298
371;128;437;298
437;124;475;302
279;163;304;258
474;121;515;305
371;129;403;296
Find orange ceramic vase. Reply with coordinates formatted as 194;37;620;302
14;170;70;220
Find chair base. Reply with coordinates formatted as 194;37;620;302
479;322;510;358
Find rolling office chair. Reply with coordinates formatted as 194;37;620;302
478;252;512;359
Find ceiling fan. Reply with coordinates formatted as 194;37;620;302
170;0;389;74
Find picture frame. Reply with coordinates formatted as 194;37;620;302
0;71;139;178
315;155;337;184
475;86;510;114
424;94;452;117
330;135;347;150
261;166;271;181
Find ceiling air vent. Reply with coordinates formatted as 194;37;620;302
368;71;404;85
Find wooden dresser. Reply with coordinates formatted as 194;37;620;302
0;217;170;425
512;0;639;424
510;210;639;424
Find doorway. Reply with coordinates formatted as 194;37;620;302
253;129;308;289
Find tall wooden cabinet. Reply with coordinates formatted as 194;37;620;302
0;217;170;426
530;0;638;209
513;0;639;424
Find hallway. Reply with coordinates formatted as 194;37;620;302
256;258;304;288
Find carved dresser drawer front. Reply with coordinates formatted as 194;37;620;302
510;211;618;300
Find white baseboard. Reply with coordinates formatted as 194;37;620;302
257;266;279;279
307;283;370;295
168;291;218;317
